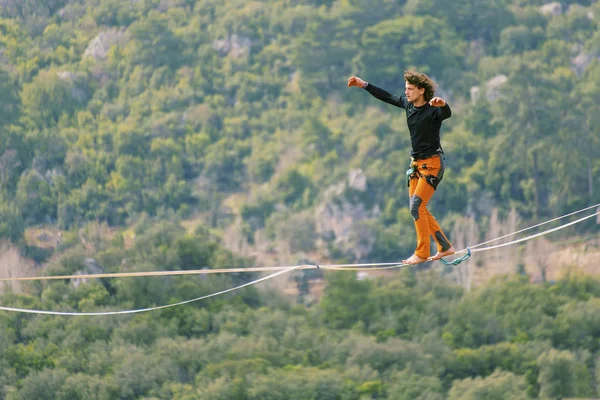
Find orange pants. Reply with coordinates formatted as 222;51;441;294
408;155;452;259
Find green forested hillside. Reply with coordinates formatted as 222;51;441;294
0;0;598;255
3;230;600;399
0;0;599;398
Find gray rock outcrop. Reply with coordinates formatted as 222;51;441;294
71;258;104;288
539;2;562;17
84;29;127;61
212;34;252;58
315;169;379;260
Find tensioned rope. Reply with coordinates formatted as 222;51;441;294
0;265;303;316
346;207;600;271
2;203;597;281
0;204;598;315
469;202;600;250
0;261;401;282
470;210;597;253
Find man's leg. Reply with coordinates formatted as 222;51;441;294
403;174;433;264
404;159;454;264
410;176;435;259
423;157;455;259
424;209;453;254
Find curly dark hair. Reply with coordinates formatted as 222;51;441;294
404;70;436;101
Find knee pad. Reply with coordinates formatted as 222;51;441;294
410;195;423;221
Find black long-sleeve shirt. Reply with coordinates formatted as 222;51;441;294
365;83;452;159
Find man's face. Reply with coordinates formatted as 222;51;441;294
405;82;425;103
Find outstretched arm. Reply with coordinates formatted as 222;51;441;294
348;75;407;109
429;97;452;120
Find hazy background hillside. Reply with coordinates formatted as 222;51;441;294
0;0;599;398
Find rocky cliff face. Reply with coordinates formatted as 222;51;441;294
84;29;128;61
470;75;507;104
315;169;380;261
539;2;562;17
212;35;252;59
71;258;104;288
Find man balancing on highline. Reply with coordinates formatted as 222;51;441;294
348;71;455;265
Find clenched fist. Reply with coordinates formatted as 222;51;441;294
347;75;366;88
429;97;446;107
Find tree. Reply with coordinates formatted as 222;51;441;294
552;299;600;352
203;138;249;192
0;201;24;243
348;337;432;375
387;369;444;400
109;347;177;399
0;68;20;130
355;16;463;89
275;168;314;207
246;367;358;400
499;26;544;55
320;271;375;330
404;0;514;44
15;169;56;224
7;368;68;400
537;349;577;399
61;374;109;400
290;10;355;92
299;117;336;158
21;70;84;127
448;370;528;400
126;11;185;69
442;275;562;348
486;62;565;218
558;62;600;206
547;6;597;43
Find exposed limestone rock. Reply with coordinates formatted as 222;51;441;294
470;74;508;104
83;29;127;61
57;71;76;81
348;168;367;192
572;52;600;76
212;34;252;58
71;258;104;288
315;169;379;260
56;5;86;22
467;39;486;64
539;2;562;17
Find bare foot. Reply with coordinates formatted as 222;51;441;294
402;254;428;265
429;247;456;261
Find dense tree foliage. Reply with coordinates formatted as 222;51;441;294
1;224;600;398
0;0;599;398
0;0;596;249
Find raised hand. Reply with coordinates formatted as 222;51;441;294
347;75;366;88
429;97;446;107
